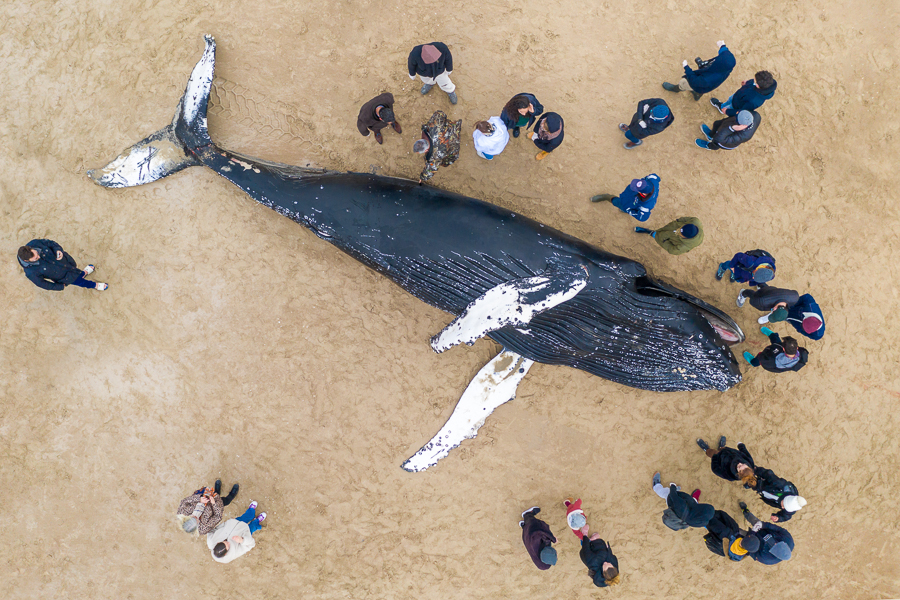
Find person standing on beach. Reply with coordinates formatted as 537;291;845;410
703;509;760;561
738;505;795;565
736;285;799;324
743;328;808;374
357;93;402;145
696;437;758;488
531;112;564;161
207;500;268;564
734;448;807;523
408;42;458;104
18;239;108;291
710;70;777;116
634;217;703;255
696;109;761;150
578;526;620;587
519;507;558;570
786;293;825;340
716;249;775;286
472;118;510;160
663;40;736;101
500;93;543;139
591;174;661;222
415;110;461;183
652;473;715;530
618;99;673;149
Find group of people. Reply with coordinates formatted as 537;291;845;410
356;42;567;185
175;480;270;564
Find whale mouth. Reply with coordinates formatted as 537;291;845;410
635;277;744;345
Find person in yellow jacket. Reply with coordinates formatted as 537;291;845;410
634;217;703;255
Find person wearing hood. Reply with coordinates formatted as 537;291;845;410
519;506;558;570
744;328;809;373
472;118;510;160
17;239;108;292
407;42;457;104
703;509;760;561
652;473;715;529
716;249;775;287
578;527;620;587
696;109;761;150
415;110;462;183
736;285;800;325
356;93;402;144
634;216;703;255
696;436;758;488
663;40;736;100
500;93;544;138
738;511;795;565
591;174;660;223
786;294;825;340
711;70;777;117
619;98;674;149
531;112;564;160
739;457;807;523
176;479;240;535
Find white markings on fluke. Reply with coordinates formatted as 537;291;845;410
401;350;534;472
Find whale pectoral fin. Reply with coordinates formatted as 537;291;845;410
431;266;588;353
401;350;534;472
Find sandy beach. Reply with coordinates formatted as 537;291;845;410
1;1;899;598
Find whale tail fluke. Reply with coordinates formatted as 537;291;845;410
87;35;218;188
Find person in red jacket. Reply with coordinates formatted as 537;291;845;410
519;507;557;570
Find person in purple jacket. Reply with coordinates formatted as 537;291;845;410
716;249;775;287
519;507;557;570
711;70;777;116
663;40;736;101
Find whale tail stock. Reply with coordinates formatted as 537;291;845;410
87;35;218;188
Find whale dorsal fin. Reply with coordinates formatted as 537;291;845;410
430;264;588;353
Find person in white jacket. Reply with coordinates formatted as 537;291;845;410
472;117;510;160
207;500;267;563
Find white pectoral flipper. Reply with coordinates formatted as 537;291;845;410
401;350;534;472
431;265;588;353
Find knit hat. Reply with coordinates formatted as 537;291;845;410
739;535;760;553
649;104;670;121
421;44;442;64
752;265;775;283
543;113;563;134
680;224;699;239
770;306;789;322
737;110;754;126
769;541;793;561
539;546;558;566
567;511;586;529
782;495;807;512
629;178;655;194
802;314;823;333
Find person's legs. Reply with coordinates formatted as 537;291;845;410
434;71;456;93
69;272;97;289
740;502;762;530
710;118;728;136
221;484;239;507
418;74;435;94
721;95;734;111
623;130;640;143
248;519;262;535
678;78;691;92
716;260;732;280
236;506;257;524
653;483;671;500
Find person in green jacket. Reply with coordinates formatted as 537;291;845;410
634;217;703;255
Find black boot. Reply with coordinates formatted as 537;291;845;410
214;479;222;495
662;82;680;92
691;91;702;101
221;483;239;507
513;127;520;138
634;227;654;234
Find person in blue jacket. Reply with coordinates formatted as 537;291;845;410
663;40;736;100
716;249;775;286
619;99;673;149
786;294;825;340
531;112;564;161
500;93;544;138
17;239;108;291
711;70;777;116
743;520;794;565
590;174;660;222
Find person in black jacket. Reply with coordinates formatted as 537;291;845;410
407;42;457;104
578;523;620;587
519;507;557;570
696;110;761;150
532;113;564;161
500;93;544;138
711;70;777;116
703;509;760;561
743;329;808;373
737;512;794;565
736;285;800;325
652;473;715;529
732;444;807;523
696;437;757;488
619;98;673;149
17;239;108;291
356;93;401;144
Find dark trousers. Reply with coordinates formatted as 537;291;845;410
706;118;730;151
69;271;96;289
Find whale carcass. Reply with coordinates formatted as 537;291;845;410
88;36;743;472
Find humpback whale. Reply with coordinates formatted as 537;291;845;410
88;36;743;472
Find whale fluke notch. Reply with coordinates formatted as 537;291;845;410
431;266;588;353
401;350;534;472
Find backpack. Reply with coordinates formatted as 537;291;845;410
662;508;689;531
